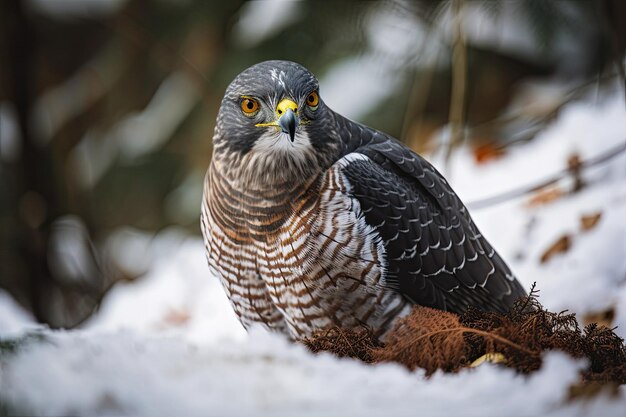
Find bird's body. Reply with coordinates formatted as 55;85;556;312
202;60;525;341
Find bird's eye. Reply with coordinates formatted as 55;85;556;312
241;97;260;116
306;91;319;109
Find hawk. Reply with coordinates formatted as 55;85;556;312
201;60;525;341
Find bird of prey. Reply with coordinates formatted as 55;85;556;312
201;60;526;341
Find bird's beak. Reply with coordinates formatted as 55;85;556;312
278;108;298;142
256;98;299;142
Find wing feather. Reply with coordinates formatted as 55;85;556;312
335;137;525;314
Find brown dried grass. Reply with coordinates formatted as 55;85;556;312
302;284;626;385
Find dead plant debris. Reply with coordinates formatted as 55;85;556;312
303;326;381;363
583;306;615;328
526;186;565;207
540;234;572;263
580;212;602;231
302;284;626;390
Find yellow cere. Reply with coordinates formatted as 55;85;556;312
255;98;299;128
275;98;298;116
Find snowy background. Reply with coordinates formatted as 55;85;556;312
2;0;626;416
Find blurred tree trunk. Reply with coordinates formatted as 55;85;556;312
2;0;60;324
602;0;626;102
0;0;244;327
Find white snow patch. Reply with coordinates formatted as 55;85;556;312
232;0;303;48
4;329;623;417
0;290;39;337
87;228;246;345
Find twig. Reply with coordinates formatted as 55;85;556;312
469;72;620;138
400;39;440;143
444;0;467;174
412;327;538;356
517;282;538;314
467;139;626;210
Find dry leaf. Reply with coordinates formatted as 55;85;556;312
540;234;572;263
583;307;615;328
162;308;190;326
580;212;602;231
526;186;564;207
470;352;507;367
568;382;620;402
567;153;582;169
473;143;507;164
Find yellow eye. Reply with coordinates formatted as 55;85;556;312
241;97;259;115
306;91;319;108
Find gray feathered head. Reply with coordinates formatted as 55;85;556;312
212;61;342;184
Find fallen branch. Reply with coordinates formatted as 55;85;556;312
467;140;626;209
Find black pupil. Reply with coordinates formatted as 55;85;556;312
246;100;254;109
308;95;314;103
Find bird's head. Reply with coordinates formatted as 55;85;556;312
212;60;341;185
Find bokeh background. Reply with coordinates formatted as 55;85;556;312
1;0;625;330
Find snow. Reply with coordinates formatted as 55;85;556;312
2;90;626;415
232;1;303;49
2;330;620;417
0;290;40;337
87;227;246;345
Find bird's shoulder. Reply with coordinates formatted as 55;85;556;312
330;121;461;218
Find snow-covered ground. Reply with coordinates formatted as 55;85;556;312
3;331;623;417
1;91;626;416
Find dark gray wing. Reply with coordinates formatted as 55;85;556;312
338;134;526;314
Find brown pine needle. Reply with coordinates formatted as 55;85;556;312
302;284;626;387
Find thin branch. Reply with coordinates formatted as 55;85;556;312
517;282;538;314
617;59;626;110
469;71;620;139
467;140;626;209
400;34;440;143
411;327;538;356
444;0;467;174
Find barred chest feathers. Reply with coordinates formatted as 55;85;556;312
201;154;412;340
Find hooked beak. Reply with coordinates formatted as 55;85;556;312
255;98;299;142
278;108;298;142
